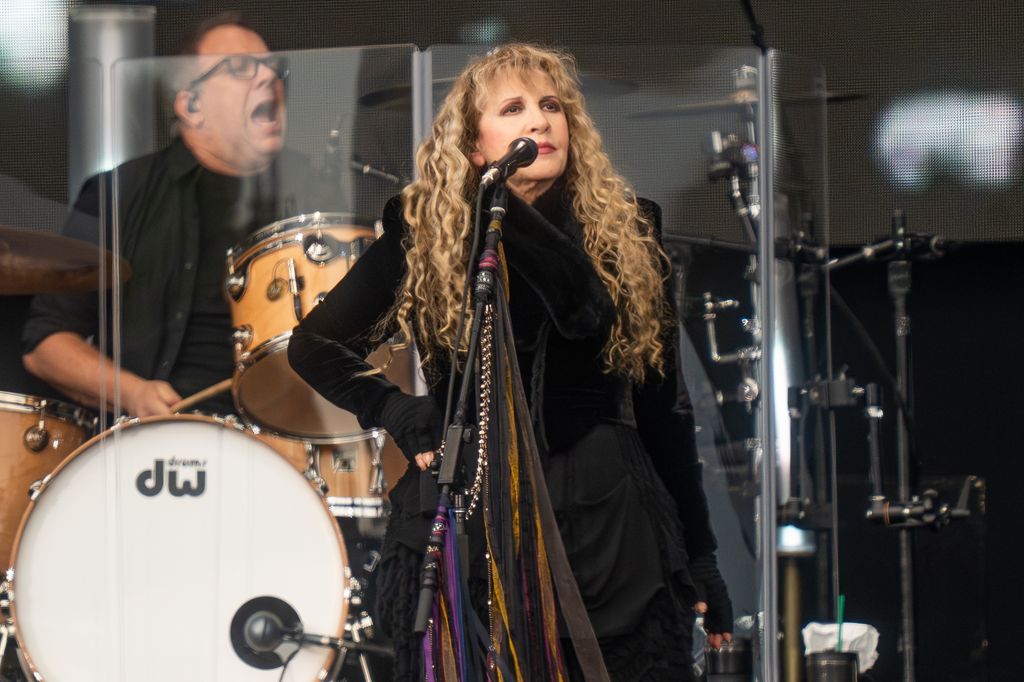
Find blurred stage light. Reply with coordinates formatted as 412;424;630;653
457;16;510;44
874;90;1022;190
0;0;69;91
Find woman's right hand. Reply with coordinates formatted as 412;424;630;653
378;391;444;464
414;451;435;471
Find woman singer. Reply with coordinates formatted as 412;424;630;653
288;43;732;681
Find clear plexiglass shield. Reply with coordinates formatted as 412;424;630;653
426;44;831;681
7;45;419;682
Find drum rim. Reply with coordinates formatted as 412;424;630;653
232;333;385;446
7;413;350;680
226;212;376;266
0;390;97;431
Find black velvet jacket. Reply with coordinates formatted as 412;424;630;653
287;186;717;558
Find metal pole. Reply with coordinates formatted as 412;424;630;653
889;252;916;682
67;5;155;202
756;49;780;682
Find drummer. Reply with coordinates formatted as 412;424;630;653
22;13;330;417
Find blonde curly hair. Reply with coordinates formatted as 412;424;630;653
393;43;668;382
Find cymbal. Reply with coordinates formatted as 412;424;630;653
631;89;867;118
0;226;132;295
359;75;637;109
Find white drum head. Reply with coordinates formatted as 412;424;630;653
10;416;348;682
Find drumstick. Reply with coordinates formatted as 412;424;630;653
170;378;233;414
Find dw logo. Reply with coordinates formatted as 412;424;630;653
136;459;207;497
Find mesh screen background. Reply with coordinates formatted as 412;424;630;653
0;0;71;232
3;1;1024;242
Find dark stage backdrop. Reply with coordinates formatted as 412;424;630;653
2;2;1022;680
2;1;1024;243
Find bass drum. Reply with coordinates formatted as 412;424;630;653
8;415;348;682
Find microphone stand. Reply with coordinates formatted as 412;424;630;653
738;0;769;54
412;186;508;652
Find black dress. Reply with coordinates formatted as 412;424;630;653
288;184;719;681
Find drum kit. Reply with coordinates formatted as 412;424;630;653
0;217;406;681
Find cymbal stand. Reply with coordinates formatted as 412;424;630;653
324;574;380;682
827;209;970;682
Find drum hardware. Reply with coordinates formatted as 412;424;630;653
286;256;303;321
231;325;253;352
703;293;762;412
824;210;959;681
303;231;343;264
26;479;45;502
714;377;760;407
302;441;331;496
21;414;49;454
368;433;386;496
0;225;132;296
0;622;9;674
224;271;246;300
328;571;391;682
266;276;286;300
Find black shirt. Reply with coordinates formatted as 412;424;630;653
23;138;333;412
169;169;280;413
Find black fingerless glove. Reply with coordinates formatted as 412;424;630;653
378;391;444;463
689;552;734;635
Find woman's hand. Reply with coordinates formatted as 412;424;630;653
414;451;435;471
689;552;734;650
694;600;733;650
378;392;444;464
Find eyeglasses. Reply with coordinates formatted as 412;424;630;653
189;54;289;89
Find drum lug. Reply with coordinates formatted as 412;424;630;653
303;233;340;264
23;424;49;452
23;402;52;452
225;272;247;302
305;442;329;496
232;325;253;351
369;430;386;495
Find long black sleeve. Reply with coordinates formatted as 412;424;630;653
286;196;409;429
633;199;718;557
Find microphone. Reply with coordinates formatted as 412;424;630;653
230;596;395;671
350;158;405;186
479;137;539;189
230;596;302;670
